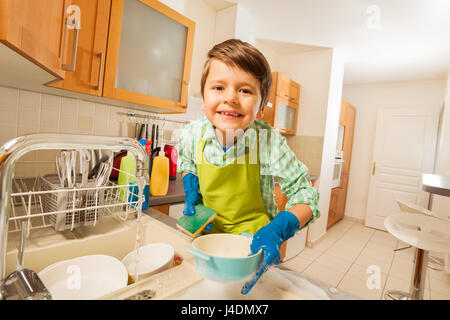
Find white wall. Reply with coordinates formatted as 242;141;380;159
214;5;237;44
342;79;447;222
431;70;450;220
278;49;333;137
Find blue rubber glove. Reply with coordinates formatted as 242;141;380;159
182;173;212;231
241;211;299;295
182;173;202;216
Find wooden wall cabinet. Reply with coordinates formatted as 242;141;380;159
1;0;195;113
103;0;195;113
0;0;66;79
257;72;300;135
48;0;111;96
327;98;356;229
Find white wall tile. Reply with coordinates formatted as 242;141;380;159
0;86;18;107
18;90;40;109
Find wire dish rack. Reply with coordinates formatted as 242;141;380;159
8;167;144;233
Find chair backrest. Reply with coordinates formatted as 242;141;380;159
396;199;434;216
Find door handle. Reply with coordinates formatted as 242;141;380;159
62;18;81;72
96;52;104;90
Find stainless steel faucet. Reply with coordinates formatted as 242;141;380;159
0;133;149;298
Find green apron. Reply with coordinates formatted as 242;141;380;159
196;126;270;235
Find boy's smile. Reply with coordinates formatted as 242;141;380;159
202;59;262;146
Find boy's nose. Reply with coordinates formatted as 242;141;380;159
224;89;238;105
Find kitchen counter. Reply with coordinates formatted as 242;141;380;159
422;173;450;197
148;174;185;206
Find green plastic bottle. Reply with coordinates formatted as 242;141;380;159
117;154;137;201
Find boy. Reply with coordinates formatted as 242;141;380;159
177;39;320;295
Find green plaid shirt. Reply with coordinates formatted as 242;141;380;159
176;117;320;228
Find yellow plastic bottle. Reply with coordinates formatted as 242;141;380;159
150;155;169;196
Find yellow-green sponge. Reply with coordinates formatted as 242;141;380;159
176;204;216;238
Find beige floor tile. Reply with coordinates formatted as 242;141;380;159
314;253;353;274
296;247;324;261
281;255;313;273
325;244;362;262
359;246;394;265
369;230;398;248
428;268;450;283
384;274;411;293
312;238;337;252
302;261;346;288
429;276;450;296
430;290;450;300
347;263;388;287
337;273;382;300
354;251;392;275
388;261;413;282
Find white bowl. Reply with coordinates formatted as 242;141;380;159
38;255;128;300
122;242;174;281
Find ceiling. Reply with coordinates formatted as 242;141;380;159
207;0;450;85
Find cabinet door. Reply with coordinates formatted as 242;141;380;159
276;73;300;105
0;0;65;79
103;0;195;113
274;96;298;135
48;0;111;96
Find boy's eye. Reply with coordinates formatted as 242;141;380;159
213;86;224;91
240;88;253;94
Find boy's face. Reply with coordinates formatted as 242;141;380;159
202;59;262;144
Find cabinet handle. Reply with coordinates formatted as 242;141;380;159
372;162;376;176
62;18;81;72
96;52;104;91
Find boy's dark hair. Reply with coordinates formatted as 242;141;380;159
201;39;272;111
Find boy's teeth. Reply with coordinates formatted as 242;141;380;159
221;112;240;116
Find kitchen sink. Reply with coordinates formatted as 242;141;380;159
5;209;356;300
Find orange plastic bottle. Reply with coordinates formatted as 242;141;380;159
149;154;169;196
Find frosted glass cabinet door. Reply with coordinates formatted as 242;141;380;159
276;102;297;131
103;0;195;112
116;0;186;101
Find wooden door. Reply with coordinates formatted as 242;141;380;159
48;0;111;96
365;108;438;230
0;0;65;79
103;0;195;113
340;99;356;175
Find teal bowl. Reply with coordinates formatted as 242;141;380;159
187;233;262;283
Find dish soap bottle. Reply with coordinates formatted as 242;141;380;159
150;149;169;196
117;153;137;201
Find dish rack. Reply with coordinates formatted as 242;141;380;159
9;167;144;233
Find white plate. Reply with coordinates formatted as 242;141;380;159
122;242;174;281
38;255;128;300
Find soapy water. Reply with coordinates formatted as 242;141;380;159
172;267;331;300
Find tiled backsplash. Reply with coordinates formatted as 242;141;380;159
0;85;203;177
286;135;324;177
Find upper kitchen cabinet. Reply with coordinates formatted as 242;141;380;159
103;0;195;113
275;72;300;105
257;72;300;135
48;0;111;96
0;0;66;83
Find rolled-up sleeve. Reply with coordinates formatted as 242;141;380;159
270;132;320;229
176;122;198;176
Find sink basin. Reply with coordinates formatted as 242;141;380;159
5;210;193;278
